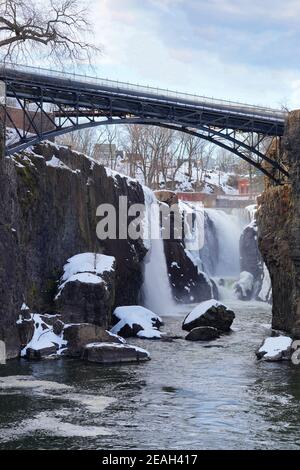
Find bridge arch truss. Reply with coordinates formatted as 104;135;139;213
0;65;289;184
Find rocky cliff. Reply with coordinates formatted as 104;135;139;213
155;191;218;303
0;142;147;358
0;142;214;359
257;111;300;336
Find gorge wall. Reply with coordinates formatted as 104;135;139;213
258;111;300;337
0;142;148;357
0;142;214;358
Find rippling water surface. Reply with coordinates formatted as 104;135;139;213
1;301;300;450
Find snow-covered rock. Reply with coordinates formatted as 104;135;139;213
182;299;235;332
20;314;67;359
234;271;254;300
82;342;150;364
57;253;115;295
111;306;163;339
256;336;293;362
19;314;127;360
55;253;116;326
62;323;124;357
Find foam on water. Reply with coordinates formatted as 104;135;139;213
0;375;73;391
0;411;110;443
0;375;115;413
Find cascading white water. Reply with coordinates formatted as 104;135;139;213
205;208;246;278
141;187;175;315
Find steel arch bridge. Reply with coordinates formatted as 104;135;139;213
0;63;289;184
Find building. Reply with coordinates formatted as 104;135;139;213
93;143;117;163
238;178;250;195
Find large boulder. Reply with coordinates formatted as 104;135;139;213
82;342;150;364
55;253;116;326
25;345;57;360
111;306;163;339
63;323;123;357
256;335;293;361
183;299;235;332
20;314;67;359
164;240;218;303
185;326;220;342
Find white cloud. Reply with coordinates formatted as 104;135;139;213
89;0;300;109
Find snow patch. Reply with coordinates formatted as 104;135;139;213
258;336;293;361
46;156;81;174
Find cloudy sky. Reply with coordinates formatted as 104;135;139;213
91;0;300;109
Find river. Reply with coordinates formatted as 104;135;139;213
0;301;300;450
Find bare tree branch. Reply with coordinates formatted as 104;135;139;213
0;0;101;66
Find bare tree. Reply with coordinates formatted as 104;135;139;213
0;0;100;65
57;127;107;156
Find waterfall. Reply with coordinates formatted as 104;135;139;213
141;187;175;315
205;209;246;278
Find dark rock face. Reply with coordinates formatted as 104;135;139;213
155;192;217;303
52;319;64;336
25;345;57;360
183;304;235;332
199;212;219;276
55;270;115;326
113;323;143;338
0;143;147;358
185;326;220;341
240;222;263;296
63;323;122;357
82;343;150;364
16;319;35;348
257;111;300;335
164;240;218;303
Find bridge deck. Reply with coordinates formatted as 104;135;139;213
0;63;289;183
0;63;286;135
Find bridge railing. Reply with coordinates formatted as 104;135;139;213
0;62;287;121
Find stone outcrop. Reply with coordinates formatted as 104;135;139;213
239;221;263;297
155;191;218;303
55;254;116;326
164;240;218;303
256;335;293;362
183;301;235;332
62;323;123;357
0;142;147;358
82;342;150;364
258;183;296;333
257;111;300;335
110;305;163;339
256;111;300;336
185;326;220;341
